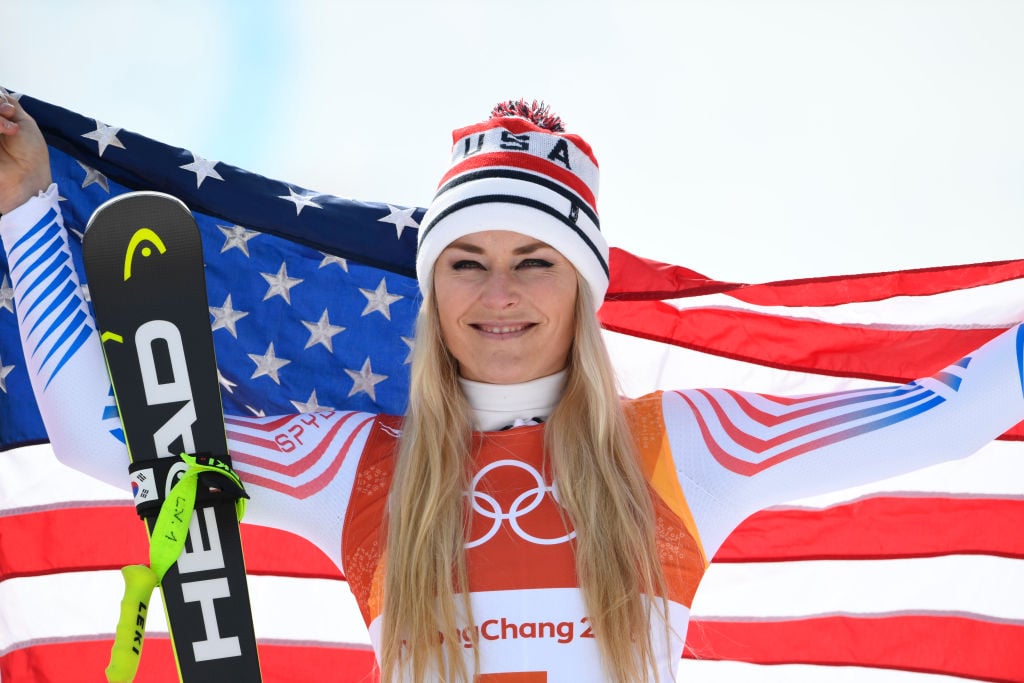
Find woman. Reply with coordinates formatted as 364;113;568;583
2;92;1022;681
383;101;673;681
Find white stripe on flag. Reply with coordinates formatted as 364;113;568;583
0;571;370;656
675;659;975;682
681;276;1024;327
0;444;128;514
605;328;890;398
692;555;1024;621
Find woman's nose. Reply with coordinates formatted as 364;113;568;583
479;271;519;309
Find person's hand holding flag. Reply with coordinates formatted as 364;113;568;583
0;87;51;215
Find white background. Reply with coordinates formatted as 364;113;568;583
2;2;1023;681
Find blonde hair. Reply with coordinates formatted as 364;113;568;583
381;280;668;681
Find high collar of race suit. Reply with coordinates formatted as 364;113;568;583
459;370;567;432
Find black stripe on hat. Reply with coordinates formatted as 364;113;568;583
434;168;600;229
420;194;609;277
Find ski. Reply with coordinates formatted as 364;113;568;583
83;191;262;682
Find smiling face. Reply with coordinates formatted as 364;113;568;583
433;230;579;385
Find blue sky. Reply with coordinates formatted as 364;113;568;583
3;0;1022;281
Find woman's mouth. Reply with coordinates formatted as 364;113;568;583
473;323;534;336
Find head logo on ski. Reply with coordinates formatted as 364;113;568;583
123;227;168;281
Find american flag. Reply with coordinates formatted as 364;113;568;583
0;91;1021;682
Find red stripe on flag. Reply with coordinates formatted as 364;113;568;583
607;248;1024;305
606;248;750;300
600;298;1017;384
716;496;1024;562
685;614;1024;683
0;638;377;683
7;496;1022;582
0;506;341;581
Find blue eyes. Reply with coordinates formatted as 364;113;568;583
451;259;553;270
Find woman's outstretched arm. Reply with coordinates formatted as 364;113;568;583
666;323;1023;556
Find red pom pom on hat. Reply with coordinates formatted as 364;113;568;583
489;99;566;133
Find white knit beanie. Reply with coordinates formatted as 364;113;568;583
417;100;609;309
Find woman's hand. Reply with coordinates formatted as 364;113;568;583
0;87;52;215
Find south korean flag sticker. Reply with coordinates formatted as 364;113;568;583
130;467;158;505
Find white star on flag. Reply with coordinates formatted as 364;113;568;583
180;152;224;188
247;343;291;384
81;120;125;157
218;369;238;394
291;389;334;414
359;277;403;320
0;354;13;394
318;253;348;271
401;336;415;364
218;224;260;256
344;357;387;400
210;294;249;338
77;162;109;192
261;262;303;304
279;187;322;215
302;309;345;351
0;275;13;314
377;205;419;240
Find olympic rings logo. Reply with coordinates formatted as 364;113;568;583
464;459;576;549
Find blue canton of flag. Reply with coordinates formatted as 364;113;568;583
0;90;424;450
